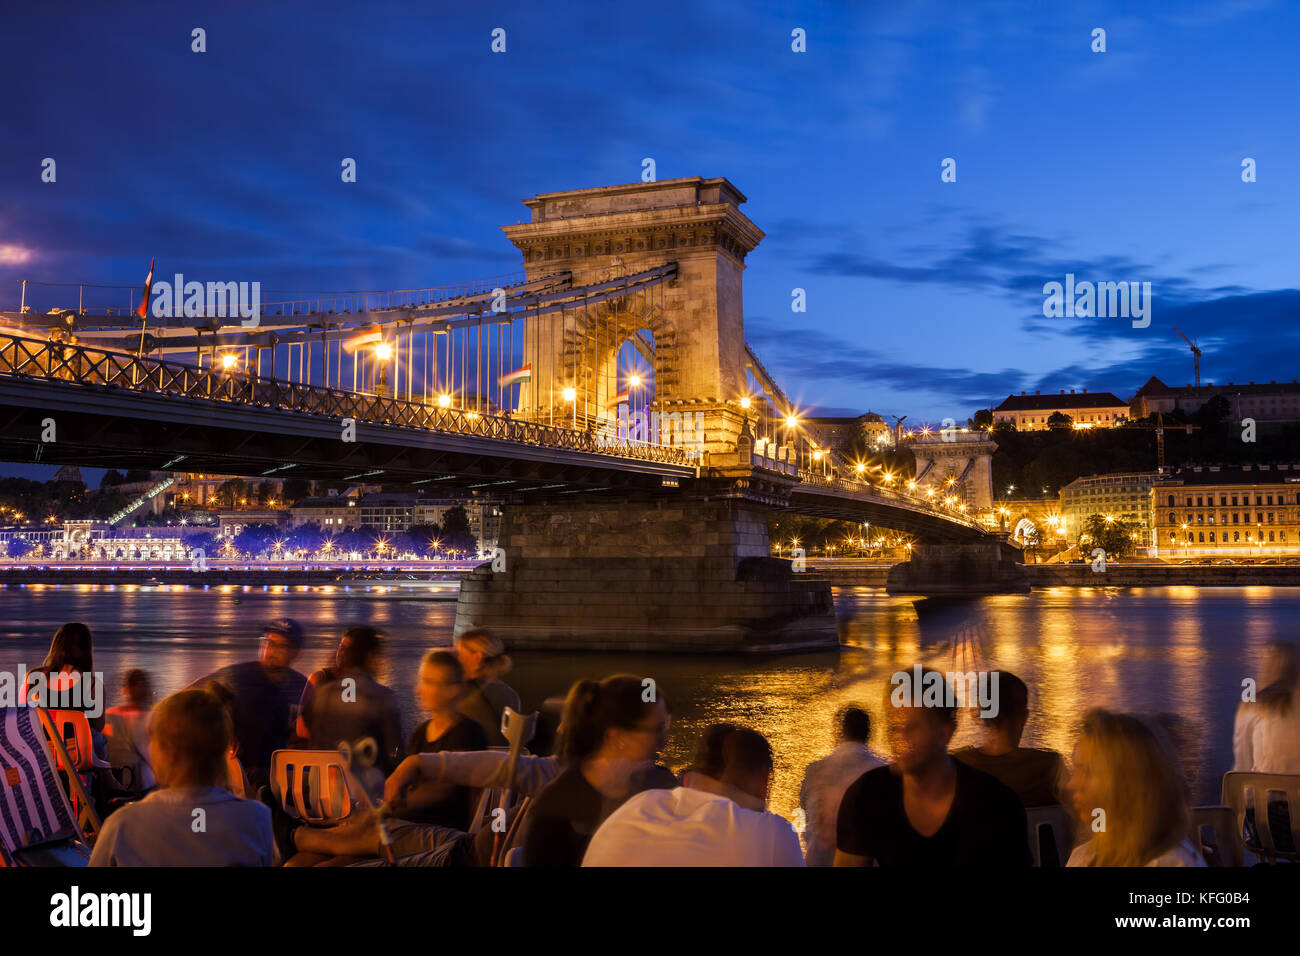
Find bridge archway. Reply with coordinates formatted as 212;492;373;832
1012;518;1037;544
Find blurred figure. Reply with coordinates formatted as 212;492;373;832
953;671;1066;807
398;650;487;829
523;674;676;866
204;680;251;797
89;688;273;866
1065;708;1205;867
453;629;521;746
104;669;156;793
303;626;404;777
835;668;1029;867
583;724;804;866
292;632;351;745
190;618;308;791
798;705;886;866
1233;641;1300;773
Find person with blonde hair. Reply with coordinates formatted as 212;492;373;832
89;689;273;866
1065;709;1204;867
453;629;520;746
1233;641;1300;774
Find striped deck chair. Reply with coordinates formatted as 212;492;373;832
0;706;92;866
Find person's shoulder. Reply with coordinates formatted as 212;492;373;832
955;758;1024;808
1151;839;1207;867
454;714;489;748
842;763;894;803
634;763;679;793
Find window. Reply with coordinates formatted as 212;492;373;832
1269;513;1275;523
1256;496;1263;506
1268;495;1274;505
1233;513;1240;524
1186;497;1193;507
1209;532;1216;542
1270;531;1276;542
1167;495;1175;507
1234;531;1240;542
1221;496;1228;506
1199;532;1205;542
1197;496;1204;506
1168;512;1175;523
1197;514;1204;524
1232;496;1239;506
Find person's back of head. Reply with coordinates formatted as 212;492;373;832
979;670;1029;745
718;727;774;805
560;673;666;765
151;688;233;790
685;722;740;780
837;705;870;745
122;668;152;708
337;626;384;674
455;628;513;679
1259;641;1299;716
43;621;94;674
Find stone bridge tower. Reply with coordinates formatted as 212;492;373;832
502;178;762;454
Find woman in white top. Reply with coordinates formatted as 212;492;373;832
1065;709;1205;867
90;688;272;867
1233;641;1300;774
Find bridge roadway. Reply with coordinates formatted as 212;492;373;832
0;332;990;540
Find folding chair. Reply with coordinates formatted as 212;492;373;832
270;749;367;825
1222;772;1300;864
1190;805;1244;867
1025;804;1073;868
0;706;93;866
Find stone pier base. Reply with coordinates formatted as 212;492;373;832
454;498;837;653
885;540;1029;596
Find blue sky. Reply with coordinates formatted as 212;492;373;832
2;0;1298;481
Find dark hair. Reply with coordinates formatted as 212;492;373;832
720;727;774;782
122;668;152;704
152;689;231;787
338;626;384;670
838;705;870;743
561;674;666;763
263;618;305;648
42;622;94;674
687;722;740;778
420;649;464;683
981;671;1028;732
204;680;239;753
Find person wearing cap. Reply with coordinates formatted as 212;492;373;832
189;618;308;791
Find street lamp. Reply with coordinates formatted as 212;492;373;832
437;393;451;409
563;387;576;428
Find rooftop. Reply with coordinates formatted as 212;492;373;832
996;390;1126;412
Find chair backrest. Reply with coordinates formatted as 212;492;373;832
1025;804;1073;867
1190;805;1244;867
269;749;360;825
0;707;85;856
1222;771;1300;862
45;709;111;774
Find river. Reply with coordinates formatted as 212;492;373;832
0;581;1285;813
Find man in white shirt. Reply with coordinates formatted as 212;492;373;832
582;724;804;867
798;705;886;866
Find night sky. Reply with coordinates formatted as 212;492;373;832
2;0;1298;482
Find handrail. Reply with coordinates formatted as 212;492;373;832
0;333;700;468
795;468;982;528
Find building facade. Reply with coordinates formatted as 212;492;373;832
1131;376;1300;424
1059;472;1159;546
994;389;1129;430
1151;464;1300;558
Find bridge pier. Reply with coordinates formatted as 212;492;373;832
454;497;837;653
885;540;1029;596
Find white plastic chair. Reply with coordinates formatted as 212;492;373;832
1222;772;1300;863
270;749;362;825
1190;805;1244;867
1025;804;1073;867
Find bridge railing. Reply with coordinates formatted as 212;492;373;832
796;468;981;528
0;332;701;468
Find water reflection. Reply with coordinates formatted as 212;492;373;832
0;583;1292;814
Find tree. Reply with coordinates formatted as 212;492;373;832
124;469;152;483
282;478;312;504
439;506;476;553
1078;513;1137;559
1046;411;1073;430
972;409;993;429
6;537;33;558
232;522;279;557
218;478;250;509
99;470;126;490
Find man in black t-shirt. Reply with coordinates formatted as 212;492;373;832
835;667;1030;868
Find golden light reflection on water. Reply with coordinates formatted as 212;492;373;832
1;584;1295;813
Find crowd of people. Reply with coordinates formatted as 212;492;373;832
15;620;1300;867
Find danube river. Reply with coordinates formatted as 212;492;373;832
0;582;1286;813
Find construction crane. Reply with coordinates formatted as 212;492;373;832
1174;327;1202;387
1123;412;1199;474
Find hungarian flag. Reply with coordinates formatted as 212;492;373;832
342;328;384;353
605;390;629;408
498;364;531;387
135;258;155;318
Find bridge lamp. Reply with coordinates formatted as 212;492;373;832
373;342;393;361
628;374;642;388
563;387;576;402
739;396;751;410
438;393;452;408
784;415;798;430
854;462;865;477
220;352;239;371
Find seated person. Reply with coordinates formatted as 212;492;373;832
952;671;1066;807
835;668;1030;867
583;724;804;866
798;705;887;866
89;688;273;866
104;668;156;793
